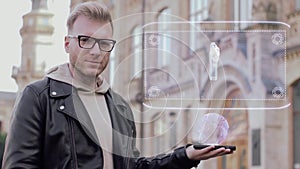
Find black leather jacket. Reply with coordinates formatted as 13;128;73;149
2;77;199;169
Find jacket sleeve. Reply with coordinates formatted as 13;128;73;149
2;86;45;169
134;145;200;169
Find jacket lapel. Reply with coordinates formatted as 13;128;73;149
49;79;134;155
49;79;100;146
105;89;134;157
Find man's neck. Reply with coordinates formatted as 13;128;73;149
69;66;98;90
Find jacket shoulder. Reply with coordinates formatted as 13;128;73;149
25;77;50;95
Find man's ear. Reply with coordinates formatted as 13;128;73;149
64;36;70;53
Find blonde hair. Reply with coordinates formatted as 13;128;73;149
67;1;113;33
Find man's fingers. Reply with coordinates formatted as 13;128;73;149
195;147;229;159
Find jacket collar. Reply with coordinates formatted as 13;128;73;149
49;79;72;97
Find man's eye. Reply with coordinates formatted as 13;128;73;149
100;41;110;46
80;37;90;42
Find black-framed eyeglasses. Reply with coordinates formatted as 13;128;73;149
68;35;116;52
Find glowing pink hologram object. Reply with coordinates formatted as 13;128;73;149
194;113;229;144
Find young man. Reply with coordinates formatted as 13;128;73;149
2;2;232;169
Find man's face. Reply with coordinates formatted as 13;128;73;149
65;15;113;78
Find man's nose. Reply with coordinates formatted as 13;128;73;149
89;42;102;55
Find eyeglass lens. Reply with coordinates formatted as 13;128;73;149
78;36;115;52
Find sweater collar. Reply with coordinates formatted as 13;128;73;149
46;63;110;94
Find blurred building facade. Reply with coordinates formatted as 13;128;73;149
0;0;54;135
82;1;299;169
0;0;299;169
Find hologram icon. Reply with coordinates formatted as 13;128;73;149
272;86;284;99
271;33;284;45
149;34;160;47
148;86;161;98
209;42;220;81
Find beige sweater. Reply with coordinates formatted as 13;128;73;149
46;63;113;169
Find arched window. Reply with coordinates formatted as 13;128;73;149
157;8;171;68
190;0;209;21
233;0;253;29
130;26;142;77
151;113;166;154
189;0;209;51
220;88;249;169
169;112;177;148
234;0;252;21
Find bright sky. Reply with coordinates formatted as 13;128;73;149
0;0;69;92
